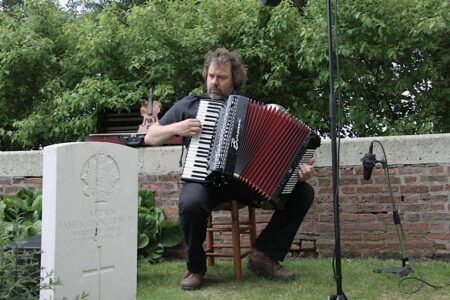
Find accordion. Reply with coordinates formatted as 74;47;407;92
181;95;320;206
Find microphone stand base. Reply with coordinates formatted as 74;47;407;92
328;294;348;300
373;266;412;277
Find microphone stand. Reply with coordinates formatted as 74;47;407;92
370;146;412;277
326;0;347;299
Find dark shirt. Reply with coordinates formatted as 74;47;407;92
158;95;203;126
159;94;216;147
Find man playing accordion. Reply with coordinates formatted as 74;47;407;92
145;48;315;291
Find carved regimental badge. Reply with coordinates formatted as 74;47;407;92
81;152;120;204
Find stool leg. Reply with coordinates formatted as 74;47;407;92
206;213;214;266
248;206;256;250
231;200;242;280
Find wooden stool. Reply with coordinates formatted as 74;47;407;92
205;200;257;280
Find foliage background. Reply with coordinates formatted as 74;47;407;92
0;0;448;150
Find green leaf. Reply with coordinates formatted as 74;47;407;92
138;233;150;249
159;221;182;248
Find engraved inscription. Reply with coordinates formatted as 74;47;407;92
58;209;133;243
81;152;120;204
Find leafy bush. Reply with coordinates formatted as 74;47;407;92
0;188;42;241
137;189;183;264
0;189;49;300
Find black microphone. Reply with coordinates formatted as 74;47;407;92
260;0;282;6
361;142;376;180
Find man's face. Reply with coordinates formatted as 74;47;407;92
206;62;234;100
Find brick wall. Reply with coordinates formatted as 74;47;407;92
1;134;449;260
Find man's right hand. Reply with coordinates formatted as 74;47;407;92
144;118;203;146
174;118;202;137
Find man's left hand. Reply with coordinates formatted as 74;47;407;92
298;158;315;181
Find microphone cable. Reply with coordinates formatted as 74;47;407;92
399;274;450;294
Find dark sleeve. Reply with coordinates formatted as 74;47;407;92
158;96;199;126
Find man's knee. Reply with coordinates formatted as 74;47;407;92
180;194;205;217
285;182;315;211
300;182;315;206
179;183;211;219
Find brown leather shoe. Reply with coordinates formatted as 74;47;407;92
180;271;203;290
248;249;296;281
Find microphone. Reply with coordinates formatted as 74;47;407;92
260;0;282;6
361;142;376;180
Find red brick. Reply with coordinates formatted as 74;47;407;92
141;183;161;191
362;233;385;241
400;185;429;193
429;166;445;175
357;214;377;222
426;233;450;240
340;177;358;185
355;223;386;232
340;213;358;222
318;187;333;194
161;182;177;191
403;203;430;212
158;173;180;182
420;175;447;183
430;194;448;202
399;167;427;175
4;186;21;194
430;224;445;231
0;178;12;185
163;208;179;220
404;176;418;183
404;213;420;222
12;177;25;184
430;185;445;192
375;176;401;184
24;177;43;184
422;213;450;221
315;223;335;233
318;178;331;187
356;203;388;214
341;187;356;194
318;214;333;222
340;168;354;176
315;167;332;176
356;186;383;193
403;223;430;232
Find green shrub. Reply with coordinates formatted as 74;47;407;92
0;188;42;242
137;189;183;264
0;189;48;300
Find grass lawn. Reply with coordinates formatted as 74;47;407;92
137;258;449;300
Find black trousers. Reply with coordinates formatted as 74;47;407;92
178;181;315;274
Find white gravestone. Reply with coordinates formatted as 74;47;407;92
40;142;138;300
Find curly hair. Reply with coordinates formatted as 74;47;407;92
202;48;248;93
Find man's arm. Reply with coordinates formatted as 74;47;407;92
144;118;203;146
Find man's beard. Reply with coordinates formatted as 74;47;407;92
209;93;225;100
208;87;231;100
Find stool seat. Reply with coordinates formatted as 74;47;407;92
205;200;256;280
